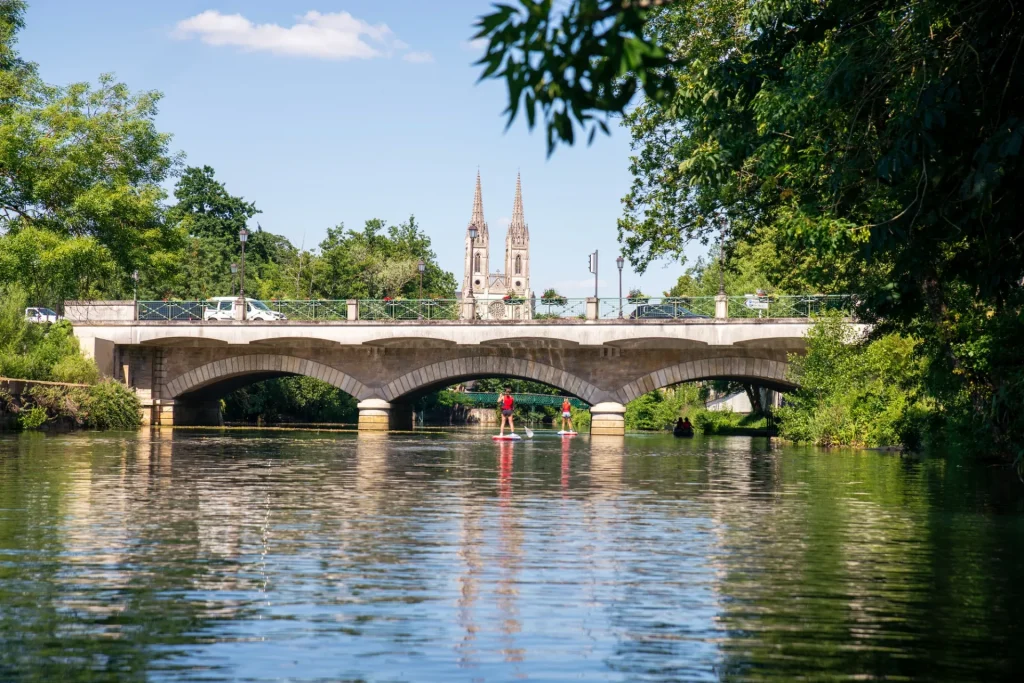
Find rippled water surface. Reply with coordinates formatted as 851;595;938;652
1;430;1023;681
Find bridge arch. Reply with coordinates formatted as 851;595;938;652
614;356;795;403
382;356;604;404
165;354;370;400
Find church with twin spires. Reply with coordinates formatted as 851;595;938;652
461;171;532;319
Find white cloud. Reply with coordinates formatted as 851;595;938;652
173;10;425;61
463;38;488;50
402;51;434;64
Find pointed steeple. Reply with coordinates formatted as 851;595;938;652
507;172;528;245
468;170;488;237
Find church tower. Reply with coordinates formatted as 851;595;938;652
504;173;530;296
463;171;490;297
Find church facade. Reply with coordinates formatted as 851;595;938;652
461;172;532;320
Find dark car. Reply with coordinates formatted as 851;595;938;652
137;301;204;321
629;302;710;320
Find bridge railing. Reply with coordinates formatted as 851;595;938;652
360;299;460;321
599;296;718;320
132;295;853;322
266;300;348;320
727;295;852;319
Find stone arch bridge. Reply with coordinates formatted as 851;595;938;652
71;307;845;435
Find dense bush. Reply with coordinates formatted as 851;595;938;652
0;286;99;383
777;315;932;448
81;380;142;430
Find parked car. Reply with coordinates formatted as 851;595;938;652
25;307;60;323
204;297;287;322
629;303;709;320
137;301;204;321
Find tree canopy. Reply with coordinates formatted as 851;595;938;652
476;0;1024;452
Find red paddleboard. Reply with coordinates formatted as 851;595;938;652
492;434;522;441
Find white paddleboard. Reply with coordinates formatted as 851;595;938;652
557;430;578;436
492;434;522;441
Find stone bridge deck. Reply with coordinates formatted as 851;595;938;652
70;314;839;435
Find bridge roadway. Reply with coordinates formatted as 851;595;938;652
69;302;834;435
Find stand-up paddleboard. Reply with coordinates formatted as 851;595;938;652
557;430;578;436
492;433;522;441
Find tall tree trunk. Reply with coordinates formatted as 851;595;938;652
743;383;764;416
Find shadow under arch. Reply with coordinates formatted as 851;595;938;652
381;356;604;404
165;354;370;401
614;356;796;404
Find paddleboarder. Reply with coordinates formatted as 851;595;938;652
560;397;575;434
498;387;516;437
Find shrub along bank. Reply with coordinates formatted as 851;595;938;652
777;315;932;449
0;287;141;431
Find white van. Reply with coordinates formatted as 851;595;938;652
204;297;286;322
25;307;60;323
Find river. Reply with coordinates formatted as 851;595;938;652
0;429;1022;681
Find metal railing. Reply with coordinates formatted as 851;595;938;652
531;297;588;320
360;299;460;321
599;296;718;320
137;301;207;321
267;300;347;320
132;295;853;322
727;295;852;319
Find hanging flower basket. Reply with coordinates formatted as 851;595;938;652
502;293;525;305
540;288;567;306
627;289;649;304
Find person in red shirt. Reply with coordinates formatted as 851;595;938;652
560;397;575;433
498;387;515;436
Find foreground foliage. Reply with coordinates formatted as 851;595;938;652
476;0;1024;455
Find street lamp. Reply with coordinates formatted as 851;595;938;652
717;215;727;296
616;256;624;318
230;262;238;296
417;258;426;319
468;225;478;298
131;270;139;303
238;227;249;321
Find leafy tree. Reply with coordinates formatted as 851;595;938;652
475;0;1024;452
778;315;932;448
313;216;457;300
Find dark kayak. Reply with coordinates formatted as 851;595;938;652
673;427;694;438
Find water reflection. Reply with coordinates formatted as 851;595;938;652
0;430;1022;681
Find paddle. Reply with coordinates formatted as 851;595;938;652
524;426;534;438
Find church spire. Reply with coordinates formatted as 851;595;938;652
507;172;528;245
468;170;487;237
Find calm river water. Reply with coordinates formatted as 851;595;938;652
1;430;1023;682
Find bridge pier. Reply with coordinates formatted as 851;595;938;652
357;399;413;431
590;401;626;436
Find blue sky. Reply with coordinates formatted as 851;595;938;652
19;1;693;298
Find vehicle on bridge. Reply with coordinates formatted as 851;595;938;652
204;297;287;322
25;307;60;323
629;301;709;320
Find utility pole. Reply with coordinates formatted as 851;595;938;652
588;250;598;298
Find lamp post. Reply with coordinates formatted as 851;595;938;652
616;256;624;318
417;258;426;319
717;215;726;296
131;270;139;303
468;225;478;297
230;262;238;296
238;227;249;321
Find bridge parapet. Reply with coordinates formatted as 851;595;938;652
126;295;852;323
